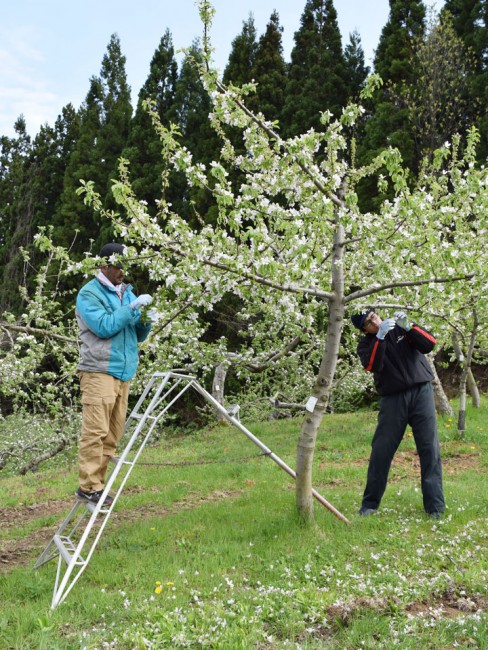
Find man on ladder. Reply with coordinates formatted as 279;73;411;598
75;242;153;506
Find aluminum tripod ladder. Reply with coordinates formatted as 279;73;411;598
35;371;349;609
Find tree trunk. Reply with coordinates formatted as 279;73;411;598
467;369;480;408
295;224;345;523
457;370;467;438
212;362;229;422
426;354;453;416
451;330;480;407
453;311;478;437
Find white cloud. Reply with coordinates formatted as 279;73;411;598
0;26;62;136
0;84;60;133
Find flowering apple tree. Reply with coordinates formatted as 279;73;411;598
72;1;485;521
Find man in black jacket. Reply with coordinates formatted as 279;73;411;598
351;309;445;518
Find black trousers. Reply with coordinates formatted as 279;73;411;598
362;382;445;514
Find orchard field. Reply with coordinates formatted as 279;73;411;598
1;399;487;649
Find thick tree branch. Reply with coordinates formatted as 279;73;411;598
167;243;335;300
269;398;307;411
151;300;194;335
226;334;310;373
0;323;76;344
346;273;474;303
19;431;79;475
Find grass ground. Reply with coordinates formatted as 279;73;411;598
0;397;487;649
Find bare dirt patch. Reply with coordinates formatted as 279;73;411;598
271;591;488;648
405;591;488;618
391;449;482;477
0;530;56;568
0;499;72;530
0;499;73;569
436;362;488;399
0;488;243;571
318;448;481;477
326;591;488;623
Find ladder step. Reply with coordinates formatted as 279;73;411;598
84;502;112;514
53;535;86;566
111;457;134;467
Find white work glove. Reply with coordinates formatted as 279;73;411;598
147;308;159;323
394;310;411;331
376;317;396;340
130;294;153;310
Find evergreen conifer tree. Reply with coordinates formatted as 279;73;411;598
98;35;132;213
54;77;105;251
442;0;487;160
374;0;426;84
344;30;370;101
223;15;258;86
0;118;32;310
248;10;288;123
28;105;80;242
401;14;478;162
0;108;79;312
55;34;132;252
220;15;261;213
174;42;220;225
356;0;426;210
365;0;426;166
282;0;348;136
176;42;216;161
0;118;31;251
122;30;178;216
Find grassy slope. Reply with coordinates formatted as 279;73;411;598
0;398;487;649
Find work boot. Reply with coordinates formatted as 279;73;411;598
76;487;113;507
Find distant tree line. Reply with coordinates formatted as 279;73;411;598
0;0;486;313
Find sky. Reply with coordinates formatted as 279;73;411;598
0;0;445;138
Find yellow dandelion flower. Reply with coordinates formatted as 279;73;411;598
155;586;162;594
155;580;162;585
166;581;174;586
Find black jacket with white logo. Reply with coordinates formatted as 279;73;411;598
357;323;436;396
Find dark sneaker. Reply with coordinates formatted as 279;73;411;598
76;488;113;507
358;507;378;517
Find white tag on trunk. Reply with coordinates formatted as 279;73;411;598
305;396;318;413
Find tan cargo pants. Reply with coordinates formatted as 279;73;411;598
78;372;130;492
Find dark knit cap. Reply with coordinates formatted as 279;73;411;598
99;243;126;268
351;309;373;330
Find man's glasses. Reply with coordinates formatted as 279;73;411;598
363;313;375;328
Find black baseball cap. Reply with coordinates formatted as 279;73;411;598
99;243;126;268
351;309;373;330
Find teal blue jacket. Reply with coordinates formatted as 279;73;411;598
76;278;151;382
